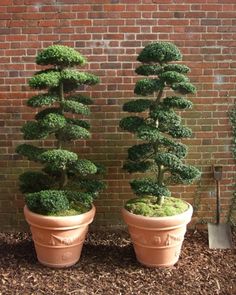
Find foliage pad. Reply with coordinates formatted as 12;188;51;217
120;42;201;208
16;45;104;215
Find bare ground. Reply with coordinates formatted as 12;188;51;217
0;230;235;295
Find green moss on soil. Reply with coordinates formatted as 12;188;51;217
48;202;90;216
125;196;189;217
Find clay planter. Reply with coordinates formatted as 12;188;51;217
122;203;193;267
24;205;95;268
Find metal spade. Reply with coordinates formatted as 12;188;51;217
208;165;233;249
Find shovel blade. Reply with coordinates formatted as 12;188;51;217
208;223;233;249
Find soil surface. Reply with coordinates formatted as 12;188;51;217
0;230;235;295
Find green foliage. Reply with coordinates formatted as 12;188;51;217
167;142;188;159
35;107;61;120
163;96;192;109
29;70;60;89
155;153;182;171
16;44;104;215
159;71;189;84
39;113;66;130
69;159;97;176
135;65;162;76
119;116;144;133
177;165;201;182
79;179;106;194
61;100;90;115
123;161;153;173
123;99;152;113
120;41;201;209
27;94;58;108
172;82;196;94
16;144;45;161
130;178;171;198
228;110;236;225
137;42;182;64
21;121;48;140
66;118;90;130
128;143;154;161
94;163;106;175
150;105;182;130
36;45;86;67
59;124;90;141
68;94;93;105
168;125;192;138
230;109;236;159
19;171;53;193
26;190;70;215
38;149;78;170
61;69;99;86
137;125;164;142
134;79;164;96
163;64;190;74
64;191;93;208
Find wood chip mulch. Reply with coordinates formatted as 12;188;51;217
0;230;235;295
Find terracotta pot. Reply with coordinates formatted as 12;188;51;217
122;203;193;267
24;205;95;268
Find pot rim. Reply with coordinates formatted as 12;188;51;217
24;204;96;229
24;204;95;219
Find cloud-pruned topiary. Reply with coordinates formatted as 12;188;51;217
16;45;105;215
120;42;201;209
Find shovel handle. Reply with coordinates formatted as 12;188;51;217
216;180;220;224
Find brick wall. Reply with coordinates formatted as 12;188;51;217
0;0;236;231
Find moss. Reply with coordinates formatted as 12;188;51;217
125;197;189;217
48;202;90;216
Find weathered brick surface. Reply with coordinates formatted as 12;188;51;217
0;0;236;230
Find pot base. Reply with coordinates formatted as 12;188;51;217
38;258;80;268
122;203;193;267
24;205;95;268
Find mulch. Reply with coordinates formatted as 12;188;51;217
0;230;235;295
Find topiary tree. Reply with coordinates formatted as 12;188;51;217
120;42;201;215
16;45;105;216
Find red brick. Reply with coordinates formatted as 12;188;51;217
0;0;235;230
104;4;125;11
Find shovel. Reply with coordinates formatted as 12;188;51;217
208;165;233;249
